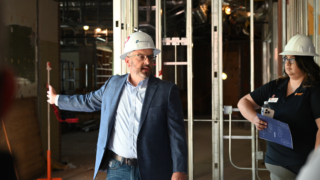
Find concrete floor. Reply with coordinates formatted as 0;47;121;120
38;122;271;180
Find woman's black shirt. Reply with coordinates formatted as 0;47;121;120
250;78;320;166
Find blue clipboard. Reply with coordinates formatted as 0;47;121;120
257;113;293;149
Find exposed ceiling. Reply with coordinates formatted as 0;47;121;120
59;0;270;46
59;0;113;46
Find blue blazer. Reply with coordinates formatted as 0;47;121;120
58;74;188;180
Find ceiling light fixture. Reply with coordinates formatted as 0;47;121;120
222;73;227;80
225;7;231;15
83;25;89;30
96;28;101;33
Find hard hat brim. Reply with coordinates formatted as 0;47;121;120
120;48;161;60
279;51;319;57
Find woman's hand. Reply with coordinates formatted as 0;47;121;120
253;115;268;130
238;94;266;130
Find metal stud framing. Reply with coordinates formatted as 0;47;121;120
212;0;222;179
282;0;287;52
113;0;121;75
156;0;162;79
250;0;255;179
314;0;319;64
112;0;320;179
186;0;193;179
304;0;308;35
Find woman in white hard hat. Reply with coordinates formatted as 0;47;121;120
237;34;320;180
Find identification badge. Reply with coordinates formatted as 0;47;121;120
268;98;278;103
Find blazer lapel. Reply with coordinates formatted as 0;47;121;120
138;75;158;133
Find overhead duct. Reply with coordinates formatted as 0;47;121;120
192;1;208;24
166;0;186;6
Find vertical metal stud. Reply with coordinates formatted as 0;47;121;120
282;0;287;51
121;0;128;74
299;0;303;34
156;0;162;79
113;0;122;75
295;0;299;34
212;0;222;179
129;0;134;34
304;0;308;35
175;45;177;84
134;0;138;28
164;1;167;38
287;0;293;39
250;0;256;179
218;0;224;179
186;0;193;179
314;0;319;64
291;0;296;36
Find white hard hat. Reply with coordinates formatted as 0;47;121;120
280;34;319;56
120;32;161;60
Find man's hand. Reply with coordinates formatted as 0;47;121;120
253;115;267;130
171;172;186;180
47;85;57;105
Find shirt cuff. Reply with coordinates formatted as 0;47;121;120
55;95;59;106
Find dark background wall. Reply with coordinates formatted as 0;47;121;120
0;0;60;179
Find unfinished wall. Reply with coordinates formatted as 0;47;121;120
0;0;60;179
1;0;46;179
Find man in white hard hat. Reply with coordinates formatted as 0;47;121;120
47;31;188;180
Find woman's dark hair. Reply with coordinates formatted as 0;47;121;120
278;56;320;87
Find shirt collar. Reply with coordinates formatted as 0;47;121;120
277;77;306;92
126;74;149;88
277;78;289;91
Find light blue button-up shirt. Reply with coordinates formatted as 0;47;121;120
107;75;149;158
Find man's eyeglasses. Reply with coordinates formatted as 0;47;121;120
127;54;157;61
283;57;296;64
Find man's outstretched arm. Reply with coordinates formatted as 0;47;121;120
47;78;111;112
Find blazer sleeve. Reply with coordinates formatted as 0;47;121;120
58;77;112;112
167;84;188;174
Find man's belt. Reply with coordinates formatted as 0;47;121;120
110;151;138;167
